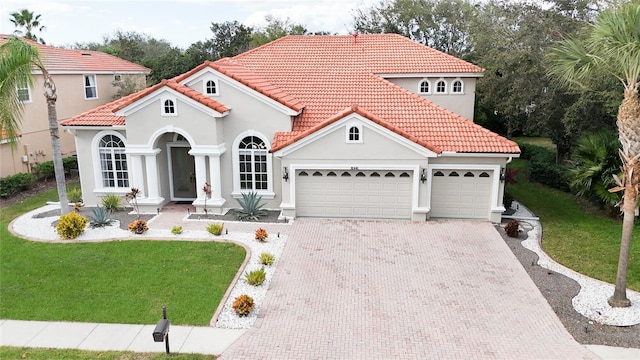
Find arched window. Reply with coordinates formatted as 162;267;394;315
205;80;217;95
163;99;176;115
436;80;447;93
346;124;363;143
419;79;430;94
98;134;129;188
238;136;268;190
452;80;463;93
348;126;360;141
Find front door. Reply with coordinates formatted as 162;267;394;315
169;146;196;200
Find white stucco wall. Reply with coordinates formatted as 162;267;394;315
386;77;477;120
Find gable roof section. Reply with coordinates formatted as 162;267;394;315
0;35;149;73
61;80;229;127
172;60;304;113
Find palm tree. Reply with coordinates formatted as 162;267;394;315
10;9;46;44
547;3;640;307
0;37;69;214
569;131;622;213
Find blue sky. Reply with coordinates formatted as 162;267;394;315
0;0;373;48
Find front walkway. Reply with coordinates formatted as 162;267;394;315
220;219;597;359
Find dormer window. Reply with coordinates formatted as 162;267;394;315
452;79;463;94
162;98;177;115
204;79;219;96
346;124;363;143
435;79;447;94
419;79;430;94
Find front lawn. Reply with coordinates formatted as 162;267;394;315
507;159;639;291
0;186;246;325
0;347;215;359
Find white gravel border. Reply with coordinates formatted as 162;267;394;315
511;201;640;326
9;205;287;329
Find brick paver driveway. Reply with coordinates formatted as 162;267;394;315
221;219;597;359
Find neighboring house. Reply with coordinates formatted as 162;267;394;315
61;34;520;222
0;35;149;177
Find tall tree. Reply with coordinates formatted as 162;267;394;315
9;9;46;44
210;21;253;58
251;16;308;47
0;37;68;213
548;2;640;307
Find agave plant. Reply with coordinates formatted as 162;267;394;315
234;192;267;221
87;206;113;228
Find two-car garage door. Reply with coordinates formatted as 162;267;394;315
296;170;412;219
430;169;493;219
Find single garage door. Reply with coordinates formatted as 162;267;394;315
430;170;493;219
296;170;412;219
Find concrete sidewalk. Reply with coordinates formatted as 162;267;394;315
0;319;245;355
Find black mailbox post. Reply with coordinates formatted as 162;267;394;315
152;306;171;356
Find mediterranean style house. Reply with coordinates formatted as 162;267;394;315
0;35;149;177
61;34;520;222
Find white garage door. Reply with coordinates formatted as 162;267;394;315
430;170;493;219
296;170;412;219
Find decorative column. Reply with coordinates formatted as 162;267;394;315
128;154;146;197
144;150;161;199
193;154;207;201
208;154;223;201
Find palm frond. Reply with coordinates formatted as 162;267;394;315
0;36;40;143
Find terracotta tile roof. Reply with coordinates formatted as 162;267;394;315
61;34;518;154
224;34;516;154
61;80;229;126
172;60;304;112
0;35;149;73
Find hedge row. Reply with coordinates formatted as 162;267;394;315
0;157;78;198
516;142;570;192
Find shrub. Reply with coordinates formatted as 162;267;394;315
35;161;55;180
259;252;275;266
56;212;89;240
517;141;569;191
234;192;267;221
504;220;520;238
0;172;36;198
128;219;148;234
67;187;82;203
503;190;514;210
232;294;255;316
171;225;183;235
87;206;113;228
62;156;78;173
206;222;224;236
101;194;121;212
255;227;268;242
244;268;266;286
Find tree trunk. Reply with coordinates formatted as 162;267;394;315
608;87;640;308
43;71;69;215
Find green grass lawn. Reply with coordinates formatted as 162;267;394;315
0;346;215;359
0;185;246;325
512;136;557;150
507;159;639;291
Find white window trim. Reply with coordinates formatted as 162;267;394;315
203;78;219;97
418;79;431;94
346;123;363;143
17;82;32;103
91;130;130;192
451;79;464;94
231;130;275;199
435;79;447;94
161;97;178;116
83;74;98;100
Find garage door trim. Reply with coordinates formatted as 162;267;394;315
427;164;502;214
